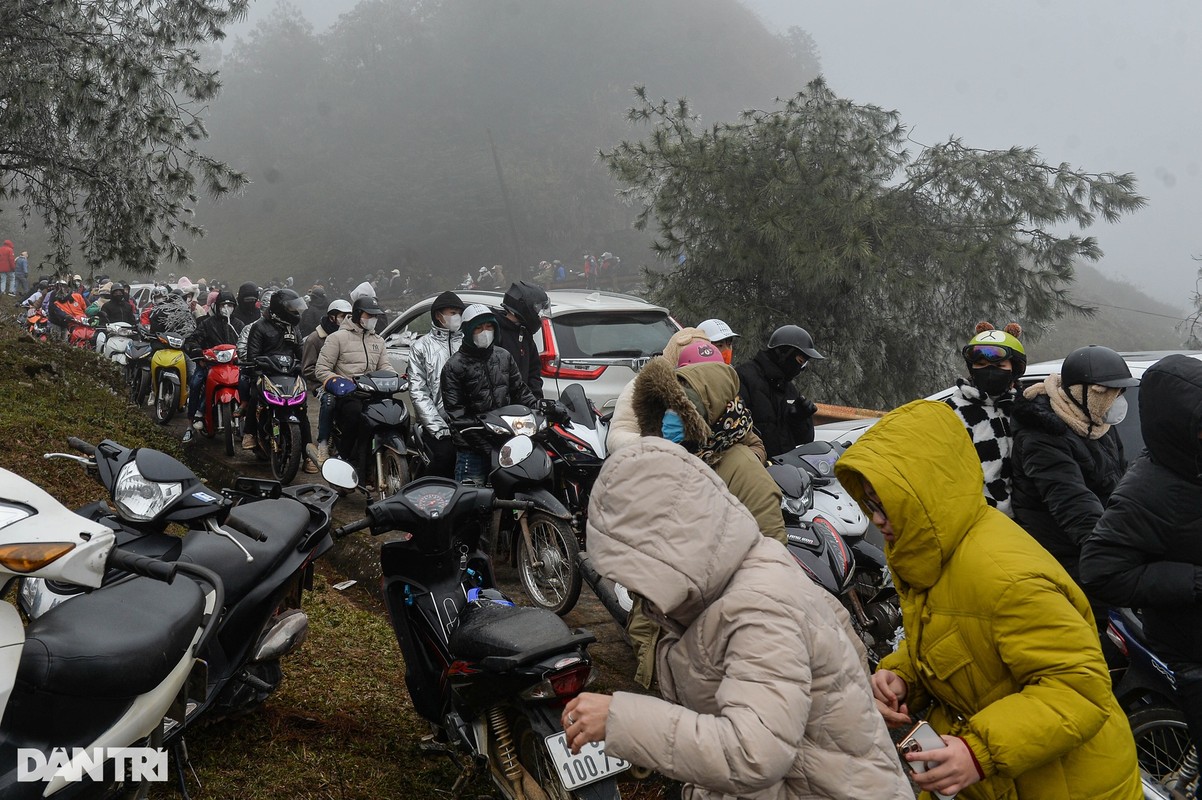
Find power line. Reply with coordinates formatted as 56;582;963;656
1078;299;1187;322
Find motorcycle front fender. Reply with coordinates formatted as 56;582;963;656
514;488;570;520
373;433;408;456
214;388;240;404
850;539;888;571
161;370;181;387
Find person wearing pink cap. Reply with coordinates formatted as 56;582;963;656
674;339;725;367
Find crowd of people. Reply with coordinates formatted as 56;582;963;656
7;245;1192;799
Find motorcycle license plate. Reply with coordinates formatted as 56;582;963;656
543;732;629;790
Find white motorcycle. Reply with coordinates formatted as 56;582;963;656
0;460;221;799
95;322;137;366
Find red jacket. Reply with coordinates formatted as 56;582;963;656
0;241;14;273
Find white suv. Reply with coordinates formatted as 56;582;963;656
379;289;680;409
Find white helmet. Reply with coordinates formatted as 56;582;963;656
327;299;352;315
698;318;739;343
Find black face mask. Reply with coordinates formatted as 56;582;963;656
770;348;806;380
971;365;1014;398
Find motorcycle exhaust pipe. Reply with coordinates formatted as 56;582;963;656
577;553;629;627
253;608;309;662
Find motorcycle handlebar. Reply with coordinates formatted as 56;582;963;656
332;518;372;539
107;548;179;583
493;499;535;512
67;437;97;457
225;519;270;542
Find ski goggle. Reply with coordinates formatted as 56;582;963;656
966;345;1013;365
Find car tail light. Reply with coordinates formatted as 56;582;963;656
539;319;605;381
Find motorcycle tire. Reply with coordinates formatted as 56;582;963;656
219;401;236;457
512;713;573;800
269;415;302;484
154;377;177;424
518;512;582;617
126;362;141;405
1129;704;1198;793
377;449;410;501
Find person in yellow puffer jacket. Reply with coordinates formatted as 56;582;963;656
835;400;1141;800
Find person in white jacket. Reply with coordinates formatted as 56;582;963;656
407;291;464;477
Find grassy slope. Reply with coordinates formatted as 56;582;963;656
0;307;664;799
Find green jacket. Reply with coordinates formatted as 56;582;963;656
835;400;1141;800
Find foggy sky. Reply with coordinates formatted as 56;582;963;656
233;0;1201;306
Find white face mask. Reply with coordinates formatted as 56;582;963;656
443;313;462;332
362;316;378;332
1103;394;1128;425
473;329;494;348
220;305;234;318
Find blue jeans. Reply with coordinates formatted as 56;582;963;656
455;450;489;485
13;273;26;295
0;273;9;294
185;363;208;419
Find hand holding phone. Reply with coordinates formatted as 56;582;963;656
897;720;956;800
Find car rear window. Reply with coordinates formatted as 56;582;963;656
551;311;678;359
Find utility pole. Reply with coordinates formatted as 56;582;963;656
487;127;524;270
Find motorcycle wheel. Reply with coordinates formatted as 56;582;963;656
269;415;302;484
1129;704;1198;793
154;377;177;424
512;713;572;800
126;362;141;405
377;449;410;501
517;513;582;617
220;401;236;457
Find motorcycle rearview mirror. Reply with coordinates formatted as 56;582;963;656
321;458;359;490
498;435;534;468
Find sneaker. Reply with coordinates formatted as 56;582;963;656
182;428;195;443
316;441;329;465
192;418;204;432
303;459;319;474
242;433;256;450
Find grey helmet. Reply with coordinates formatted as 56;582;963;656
768;325;825;361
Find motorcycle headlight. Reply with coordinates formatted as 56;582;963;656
781;496;809;517
0;501;34;530
113;461;183;522
500;414;537;437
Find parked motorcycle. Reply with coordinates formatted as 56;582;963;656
24;437;339;755
328;369;421;500
196;343;242;457
458;402;581;616
252;353;307;484
767;460;901;668
95;321;136;365
66;318;99;350
126;328;154;407
0;460;223;798
1107;608;1199;798
24;308;50;342
150;331;188;424
324;459;625;800
772;440;875;542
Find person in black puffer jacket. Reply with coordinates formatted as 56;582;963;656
492;280;548;399
181;291;241;442
440;303;537;484
1011;344;1134;648
1081;354;1202;761
734;325;824;459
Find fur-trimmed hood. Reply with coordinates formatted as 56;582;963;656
631;357;712;444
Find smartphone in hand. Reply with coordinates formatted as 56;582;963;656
897;719;955;800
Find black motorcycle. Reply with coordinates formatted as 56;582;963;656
28;437;339;759
1106;608;1198;798
328;369;421;500
767;459;901;668
324;462;626;800
457;402;582;616
252;353;308;484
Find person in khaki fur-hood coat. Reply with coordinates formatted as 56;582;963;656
578;437;913;800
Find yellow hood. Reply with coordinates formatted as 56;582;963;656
835;400;987;591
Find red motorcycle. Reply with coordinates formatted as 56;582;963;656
67;318;99;349
198;343;242;456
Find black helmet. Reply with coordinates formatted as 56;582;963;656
269;288;306;327
767;325;825;361
352;295;383;322
501;281;550;332
1061;345;1138;389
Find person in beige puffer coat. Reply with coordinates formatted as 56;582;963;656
562;437;913;800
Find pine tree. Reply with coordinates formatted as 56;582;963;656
600;80;1147;408
0;0;250;275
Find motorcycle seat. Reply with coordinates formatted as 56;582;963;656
448;602;577;663
177;498;311;604
18;575;205;698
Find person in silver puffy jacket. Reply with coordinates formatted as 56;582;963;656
408;291;464;477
